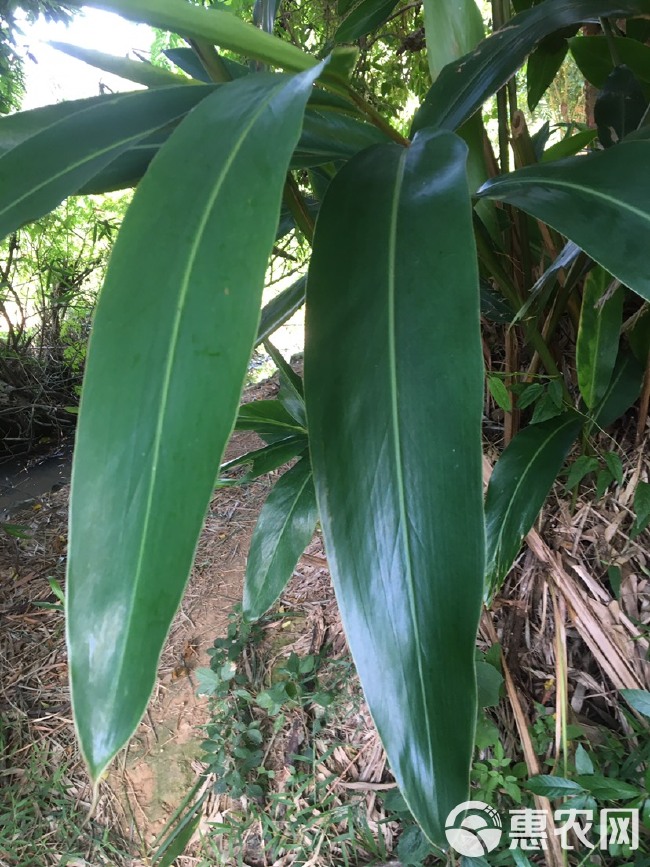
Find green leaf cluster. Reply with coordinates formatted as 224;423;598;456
2;0;650;851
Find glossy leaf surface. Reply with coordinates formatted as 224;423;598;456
305;129;484;845
0;85;214;239
243;458;318;620
421;0;490;226
78;129;169;194
485;412;582;598
576;266;623;408
296;108;388;166
67;0;314;72
477;141;650;303
67;66;323;781
413;0;650;132
77;102;382;193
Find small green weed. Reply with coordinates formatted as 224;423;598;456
183;609;403;865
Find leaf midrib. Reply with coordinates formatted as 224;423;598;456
488;170;650;227
266;465;313;576
386;150;434;771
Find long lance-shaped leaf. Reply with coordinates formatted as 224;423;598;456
0;95;105;156
66;63;325;782
570;34;650;89
423;0;483;82
49;41;192;87
78;129;168;194
477;141;650;303
305;129;484;846
413;0;650;132
591;348;644;428
256;277;306;345
421;0;494;231
576;266;624;409
485;411;583;599
79;101;385;194
0;85;215;240
334;0;400;44
243;458;318;620
67;0;315;72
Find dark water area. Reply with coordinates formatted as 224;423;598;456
0;442;73;520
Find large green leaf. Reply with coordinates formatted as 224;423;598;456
235;400;306;438
66;64;324;782
0;85;214;239
576;266;623;408
295;108;388;166
590;348;644;427
67;0;314;72
243;458;318;620
569;34;650;89
485;411;582;598
477;141;650;303
305;129;484;845
421;0;492;228
541;127;598;161
334;0;400;43
423;0;483;82
256;277;306;345
49;41;191;87
527;30;574;111
78;100;383;193
219;436;308;485
78;129;169;194
413;0;650;132
594;65;648;148
0;94;110;156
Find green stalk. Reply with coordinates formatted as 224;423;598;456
188;37;232;83
601;17;622;66
284;175;315;244
474;220;568;389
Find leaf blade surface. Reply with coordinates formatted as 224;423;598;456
305;129;485;845
67;66;323;781
477;141;650;303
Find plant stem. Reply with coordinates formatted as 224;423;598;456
600;17;622;67
188;37;232;83
283;175;315;244
474;221;568;388
340;85;410;146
